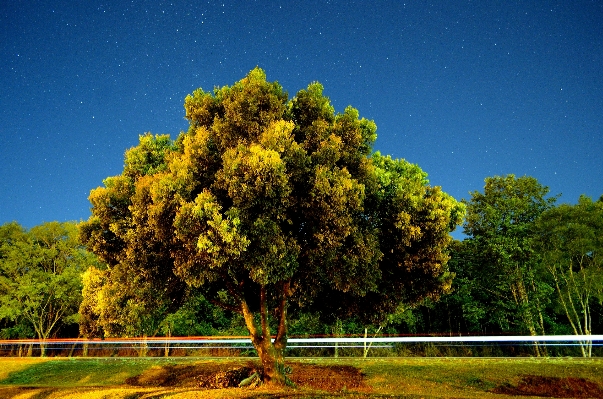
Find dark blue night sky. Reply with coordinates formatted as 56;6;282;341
1;1;602;230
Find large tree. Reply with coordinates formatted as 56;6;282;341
0;221;91;355
533;195;603;357
460;175;557;355
80;68;464;384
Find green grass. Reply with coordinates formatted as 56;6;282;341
1;357;602;398
365;357;599;382
0;357;194;387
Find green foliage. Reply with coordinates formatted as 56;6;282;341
533;195;603;356
306;153;465;325
124;133;177;179
160;290;239;336
79;134;189;337
78;263;172;337
412;182;603;343
0;222;92;344
451;175;557;338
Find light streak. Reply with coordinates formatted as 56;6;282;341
0;335;602;346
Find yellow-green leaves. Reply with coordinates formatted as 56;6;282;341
218;143;291;211
124;133;176;179
193;192;248;257
184;88;218;130
259;120;297;154
185;68;287;153
172;191;249;287
246;217;300;285
309;165;364;244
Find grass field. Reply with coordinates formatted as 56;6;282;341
0;356;602;398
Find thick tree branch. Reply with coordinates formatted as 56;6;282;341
240;297;260;344
274;280;290;349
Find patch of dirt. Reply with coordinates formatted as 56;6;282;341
492;375;603;398
197;366;256;389
126;361;368;392
125;363;251;388
290;363;367;391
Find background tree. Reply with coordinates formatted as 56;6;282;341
459;175;557;355
0;221;91;355
534;195;603;357
80;68;464;384
0;222;34;340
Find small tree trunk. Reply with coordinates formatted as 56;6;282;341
514;277;542;357
164;328;171;357
39;338;47;357
363;328;367;358
364;325;384;358
333;319;343;358
68;341;77;357
138;336;149;357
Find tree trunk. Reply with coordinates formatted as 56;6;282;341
240;282;292;387
164;328;171;357
513;271;543;357
255;336;287;386
68;341;77;357
332;319;343;358
39;339;47;357
364;325;384;358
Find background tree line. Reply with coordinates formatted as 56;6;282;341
393;176;603;357
3;178;602;357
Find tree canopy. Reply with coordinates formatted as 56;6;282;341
80;67;464;384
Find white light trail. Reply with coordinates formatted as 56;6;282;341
1;335;602;346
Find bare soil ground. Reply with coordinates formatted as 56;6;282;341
491;375;603;398
126;361;370;392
